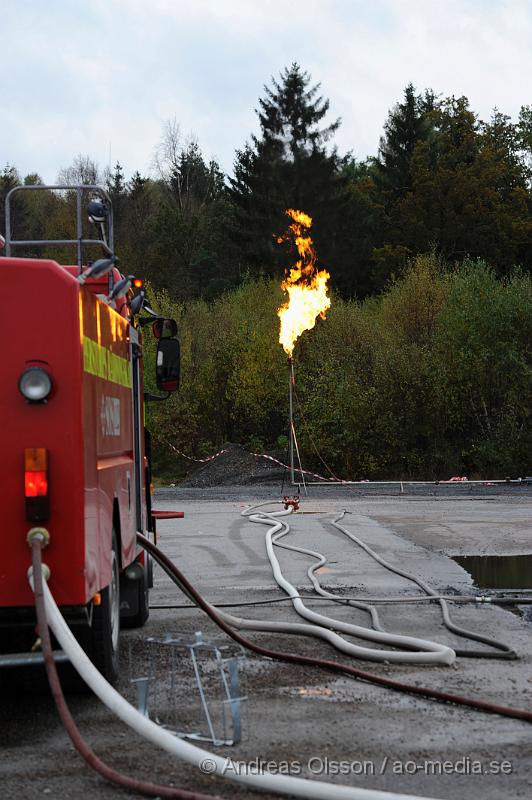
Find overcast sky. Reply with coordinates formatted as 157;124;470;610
2;0;531;184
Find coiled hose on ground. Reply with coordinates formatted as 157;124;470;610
137;531;532;723
26;513;532;800
329;510;516;659
29;538;439;800
242;504;455;664
245;502;515;659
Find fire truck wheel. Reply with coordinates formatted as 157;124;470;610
147;552;154;588
135;567;149;627
90;532;121;684
120;560;149;629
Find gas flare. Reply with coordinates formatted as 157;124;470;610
277;208;331;357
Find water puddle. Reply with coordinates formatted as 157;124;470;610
452;553;532;590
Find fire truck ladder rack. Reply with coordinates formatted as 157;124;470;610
4;184;114;269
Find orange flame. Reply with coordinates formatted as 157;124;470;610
277;209;331;357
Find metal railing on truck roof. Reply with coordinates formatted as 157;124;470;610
3;184;114;269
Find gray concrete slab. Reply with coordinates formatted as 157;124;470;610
1;489;531;800
140;490;532;798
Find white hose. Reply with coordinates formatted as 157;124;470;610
242;504;455;665
330;512;515;658
32;571;438;800
273;521;383;629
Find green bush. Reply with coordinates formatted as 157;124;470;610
144;256;531;480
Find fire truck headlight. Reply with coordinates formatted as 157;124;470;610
19;367;53;403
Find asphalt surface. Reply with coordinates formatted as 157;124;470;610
1;484;531;800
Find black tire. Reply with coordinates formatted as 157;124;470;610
120;559;149;629
88;531;121;684
134;566;149;627
146;551;154;589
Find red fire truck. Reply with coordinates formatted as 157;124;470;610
0;185;180;683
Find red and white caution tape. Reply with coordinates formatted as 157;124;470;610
250;451;344;482
161;438;340;482
161;439;506;487
163;439;229;463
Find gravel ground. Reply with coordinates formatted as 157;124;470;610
171;443;532;496
171;442;531;497
1;485;531;800
177;444;288;487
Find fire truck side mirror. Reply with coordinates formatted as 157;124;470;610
156;338;180;393
152;318;178;339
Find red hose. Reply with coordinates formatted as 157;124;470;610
31;539;222;800
152;511;185;519
138;533;532;724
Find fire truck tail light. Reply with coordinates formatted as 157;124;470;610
25;471;48;497
24;448;50;521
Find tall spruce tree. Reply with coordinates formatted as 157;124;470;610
370;84;437;281
117;171;155;282
229;63;344;278
106;161;127;246
375;84;436;196
107;161;126;206
374;95;532;276
149;125;235;298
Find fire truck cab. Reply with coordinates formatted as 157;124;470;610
0;185;180;683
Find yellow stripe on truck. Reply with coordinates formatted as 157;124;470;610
83;337;131;388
